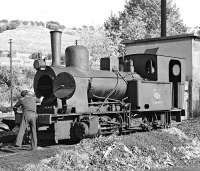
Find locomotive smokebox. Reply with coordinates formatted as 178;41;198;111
65;45;89;71
50;30;62;66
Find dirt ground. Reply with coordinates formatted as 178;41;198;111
0;144;75;171
1;118;200;171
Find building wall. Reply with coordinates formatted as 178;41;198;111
157;55;185;82
192;39;200;117
125;39;192;80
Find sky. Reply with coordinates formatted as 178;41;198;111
174;0;200;28
0;0;199;28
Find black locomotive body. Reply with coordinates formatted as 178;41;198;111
16;31;185;143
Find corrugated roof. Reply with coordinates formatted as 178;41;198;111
122;33;200;45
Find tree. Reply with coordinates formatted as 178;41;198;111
0;19;8;24
47;23;59;30
104;0;187;42
35;21;40;26
46;21;66;30
10;20;21;27
22;21;29;25
82;25;88;30
79;27;119;69
60;25;66;30
39;21;45;27
46;21;60;26
89;26;95;31
7;23;17;30
29;52;42;60
30;21;35;26
0;25;7;33
0;66;19;87
190;26;200;36
46;21;60;30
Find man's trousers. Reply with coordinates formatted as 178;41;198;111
15;112;37;149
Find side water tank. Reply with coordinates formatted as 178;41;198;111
65;45;89;71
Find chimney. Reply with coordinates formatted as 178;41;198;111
50;31;62;66
161;0;166;37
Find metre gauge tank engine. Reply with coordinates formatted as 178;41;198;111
16;31;185;143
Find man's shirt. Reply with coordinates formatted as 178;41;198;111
14;96;40;113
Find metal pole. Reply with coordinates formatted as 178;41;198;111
161;0;167;37
9;39;13;108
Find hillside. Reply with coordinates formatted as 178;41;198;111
0;26;80;54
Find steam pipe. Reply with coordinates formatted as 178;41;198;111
161;0;166;37
50;31;62;66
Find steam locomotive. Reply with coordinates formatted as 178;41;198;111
16;31;185;143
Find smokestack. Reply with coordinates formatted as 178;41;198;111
50;30;62;66
161;0;166;37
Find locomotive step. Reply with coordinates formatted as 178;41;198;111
100;126;119;131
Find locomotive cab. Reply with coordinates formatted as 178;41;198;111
120;53;185;121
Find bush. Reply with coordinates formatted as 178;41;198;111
0;66;19;87
72;27;77;30
0;66;34;109
46;21;60;26
0;105;12;113
89;25;95;31
46;21;66;30
0;19;8;24
7;23;17;30
46;23;59;30
10;20;20;27
64;31;75;35
59;25;65;30
46;54;52;60
30;21;35;26
0;25;7;33
29;52;41;60
22;21;29;25
82;25;88;30
22;67;35;80
39;21;45;27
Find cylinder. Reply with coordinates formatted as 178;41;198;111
50;31;62;66
65;45;89;71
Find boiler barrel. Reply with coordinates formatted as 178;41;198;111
88;70;128;100
89;77;127;100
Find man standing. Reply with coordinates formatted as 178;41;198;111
13;90;39;150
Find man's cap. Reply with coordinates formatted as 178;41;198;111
21;90;29;97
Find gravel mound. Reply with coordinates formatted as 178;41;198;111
10;118;200;171
20;125;200;171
